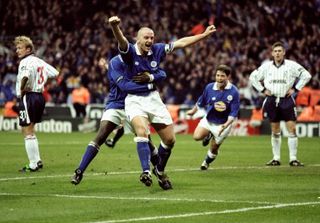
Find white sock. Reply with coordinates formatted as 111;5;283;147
25;135;41;169
288;134;298;161
207;150;217;159
271;133;281;161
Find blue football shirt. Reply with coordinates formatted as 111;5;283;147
197;82;240;124
105;55;166;109
119;43;170;95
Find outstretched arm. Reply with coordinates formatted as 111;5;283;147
108;16;128;52
109;60;154;94
172;25;216;51
116;76;154;94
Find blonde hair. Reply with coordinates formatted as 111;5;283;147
14;36;34;52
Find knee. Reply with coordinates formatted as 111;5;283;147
161;136;175;148
95;125;113;145
287;127;296;135
193;134;202;141
166;137;176;146
272;132;281;138
134;125;149;138
288;133;297;138
22;127;35;137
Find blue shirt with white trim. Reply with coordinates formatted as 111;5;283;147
197;82;240;124
105;55;166;110
119;43;171;95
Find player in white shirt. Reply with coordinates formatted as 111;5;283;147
14;36;59;172
249;41;311;167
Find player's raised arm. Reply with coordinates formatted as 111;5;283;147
172;25;216;51
108;16;128;52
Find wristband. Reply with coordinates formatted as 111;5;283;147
147;83;154;90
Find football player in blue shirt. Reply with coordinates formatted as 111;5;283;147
187;65;240;170
71;55;166;185
108;16;216;190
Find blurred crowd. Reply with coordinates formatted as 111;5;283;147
1;0;320;109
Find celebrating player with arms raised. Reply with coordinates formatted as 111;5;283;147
71;55;166;185
108;15;216;190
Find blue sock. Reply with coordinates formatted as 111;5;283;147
157;144;172;172
137;142;150;172
78;144;99;172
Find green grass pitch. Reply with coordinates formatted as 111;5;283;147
0;132;319;223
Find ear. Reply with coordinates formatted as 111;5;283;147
26;46;32;53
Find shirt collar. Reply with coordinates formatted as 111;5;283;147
273;59;285;68
213;81;232;90
21;53;34;60
134;43;153;56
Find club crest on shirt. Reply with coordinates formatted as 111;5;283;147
150;61;157;68
214;101;226;112
211;97;216;101
135;61;139;66
227;95;233;101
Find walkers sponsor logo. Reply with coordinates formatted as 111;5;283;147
214;101;226;112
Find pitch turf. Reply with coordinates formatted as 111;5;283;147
0;132;319;223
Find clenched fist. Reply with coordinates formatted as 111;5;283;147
108;16;121;26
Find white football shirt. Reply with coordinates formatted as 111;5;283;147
16;55;59;97
249;59;311;97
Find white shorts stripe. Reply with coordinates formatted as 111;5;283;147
23;95;30;124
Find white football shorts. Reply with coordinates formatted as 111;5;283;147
101;108;133;134
125;91;173;125
198;117;232;144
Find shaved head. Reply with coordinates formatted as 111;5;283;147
137;27;154;38
136;27;155;56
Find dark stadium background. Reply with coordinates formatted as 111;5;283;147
0;0;319;130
